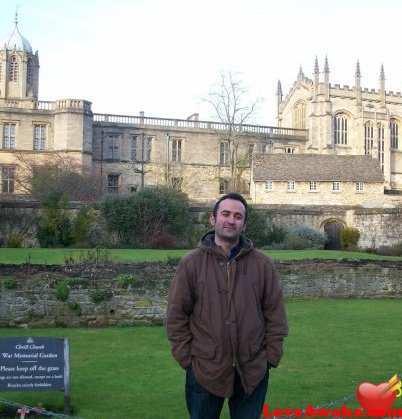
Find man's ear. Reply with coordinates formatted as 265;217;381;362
209;214;216;228
243;222;247;232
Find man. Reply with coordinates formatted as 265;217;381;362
166;193;288;419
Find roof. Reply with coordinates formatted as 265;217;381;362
252;153;384;182
0;22;33;54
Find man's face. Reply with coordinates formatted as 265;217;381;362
210;198;246;243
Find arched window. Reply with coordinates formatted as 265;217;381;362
292;101;306;129
377;123;384;171
333;114;348;145
9;56;18;82
27;58;32;85
390;118;399;149
364;121;374;155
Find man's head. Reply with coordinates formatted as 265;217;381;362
210;193;248;245
212;193;249;221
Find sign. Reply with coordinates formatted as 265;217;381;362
0;337;69;392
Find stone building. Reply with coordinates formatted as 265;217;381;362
277;57;402;191
0;18;401;208
251;154;384;206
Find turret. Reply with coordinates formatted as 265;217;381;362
355;60;362;106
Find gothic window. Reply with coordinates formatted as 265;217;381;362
27;58;33;85
334;114;348;145
3;123;16;149
9;56;18;82
2;166;15;193
285;147;295;154
107;174;119;193
390;119;399;149
107;135;119;160
364;121;374;155
34;125;46;150
171;138;182;162
293;101;306;129
219;142;229;165
377;123;385;172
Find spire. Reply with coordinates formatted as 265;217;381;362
314;56;319;75
355;60;362;106
323;55;330;74
380;63;385;81
297;65;305;80
276;79;282;97
355;60;361;78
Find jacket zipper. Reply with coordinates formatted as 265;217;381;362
226;260;237;368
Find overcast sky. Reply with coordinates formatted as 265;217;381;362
1;0;402;125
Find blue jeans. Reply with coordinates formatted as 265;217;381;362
185;366;269;419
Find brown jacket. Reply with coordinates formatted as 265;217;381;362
166;232;288;397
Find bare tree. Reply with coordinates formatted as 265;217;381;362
15;153;101;202
204;71;263;192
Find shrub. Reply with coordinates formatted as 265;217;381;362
100;185;190;247
376;243;402;256
146;231;176;249
284;224;327;249
72;206;96;246
115;273;140;286
5;233;23;248
91;291;112;304
266;223;288;246
340;227;360;249
3;278;16;290
55;281;69;301
245;207;270;247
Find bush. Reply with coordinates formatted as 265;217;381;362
376;243;402;256
245;207;270;247
284;224;327;249
101;186;190;247
146;231;176;249
340;227;360;249
5;233;23;248
55;281;69;302
266;223;288;246
72;206;96;246
3;278;16;290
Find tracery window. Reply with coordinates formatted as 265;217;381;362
27;58;33;85
390;119;399;149
377;123;385;172
9;56;18;82
293;101;306;129
364;121;374;155
334;114;348;145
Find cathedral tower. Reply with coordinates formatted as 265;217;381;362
0;14;39;103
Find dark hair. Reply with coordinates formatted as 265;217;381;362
212;193;248;221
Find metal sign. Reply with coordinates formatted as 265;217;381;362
0;337;70;412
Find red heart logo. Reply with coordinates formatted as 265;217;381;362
356;382;396;413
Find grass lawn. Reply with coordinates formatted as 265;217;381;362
0;299;401;418
0;248;401;265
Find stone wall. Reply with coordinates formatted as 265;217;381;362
0;260;400;328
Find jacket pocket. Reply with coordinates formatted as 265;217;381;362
191;340;216;359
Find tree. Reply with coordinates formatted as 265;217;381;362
15;153;100;202
204;71;263;192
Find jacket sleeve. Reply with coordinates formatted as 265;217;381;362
165;259;194;369
263;260;288;368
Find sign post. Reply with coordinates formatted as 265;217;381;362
0;337;71;413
